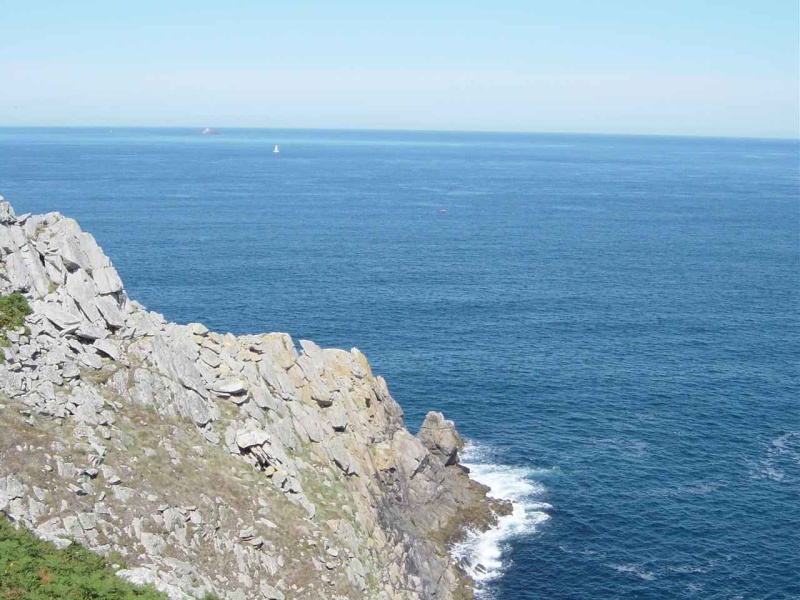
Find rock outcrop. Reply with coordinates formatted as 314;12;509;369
0;197;508;600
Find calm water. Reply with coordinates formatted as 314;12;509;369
1;128;798;599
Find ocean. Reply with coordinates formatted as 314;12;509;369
1;127;798;599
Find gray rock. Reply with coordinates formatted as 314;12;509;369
260;583;285;600
140;532;166;556
40;304;82;330
63;515;84;538
101;466;122;485
299;339;322;357
212;378;247;395
391;430;428;478
189;322;209;336
328;402;349;432
0;199;16;224
250;384;280;412
148;336;208;397
289;402;325;443
4;252;32;292
78;234;111;271
112;486;135;502
116;568;194;600
199;348;221;368
77;322;109;340
92;266;124;295
95;296;126;329
93;338;121;361
257;358;297;401
235;429;270;450
56;236;89;272
78;512;97;530
62;363;81;379
79;352;103;370
325;438;358;476
228;394;250;406
0;229;20;256
65;270;102;322
175;388;214;427
417;411;463;466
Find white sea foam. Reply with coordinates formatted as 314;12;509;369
451;442;551;595
612;564;657;581
747;431;799;483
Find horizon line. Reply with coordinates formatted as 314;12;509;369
0;124;797;142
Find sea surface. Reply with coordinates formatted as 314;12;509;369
1;127;798;599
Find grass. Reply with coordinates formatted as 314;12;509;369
0;515;166;600
0;292;31;331
0;292;31;364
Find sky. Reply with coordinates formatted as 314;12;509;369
1;1;798;138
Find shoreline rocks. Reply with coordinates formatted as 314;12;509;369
0;197;508;599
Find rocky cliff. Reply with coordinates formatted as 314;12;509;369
0;198;507;600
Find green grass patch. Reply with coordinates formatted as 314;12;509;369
0;292;31;364
0;515;166;599
0;292;31;331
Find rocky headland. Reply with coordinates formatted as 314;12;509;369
0;197;509;599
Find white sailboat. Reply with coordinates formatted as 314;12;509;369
273;144;280;154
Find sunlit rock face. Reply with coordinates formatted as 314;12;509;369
0;197;506;600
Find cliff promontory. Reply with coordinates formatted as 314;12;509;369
0;198;506;599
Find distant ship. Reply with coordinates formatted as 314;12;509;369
202;128;220;135
273;144;280;153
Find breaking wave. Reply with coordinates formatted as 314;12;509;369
451;441;552;596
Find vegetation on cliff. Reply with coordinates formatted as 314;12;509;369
0;292;31;362
0;515;165;600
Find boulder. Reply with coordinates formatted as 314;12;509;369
93;338;121;361
92;266;124;295
189;322;209;336
0;222;25;253
95;296;126;329
0;199;16;224
40;304;82;330
417;411;464;467
235;429;270;450
65;270;102;322
77;322;109;340
212;378;247;395
56;236;90;272
3;252;32;291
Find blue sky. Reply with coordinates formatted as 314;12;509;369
2;1;798;137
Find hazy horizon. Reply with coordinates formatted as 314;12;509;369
3;1;798;139
0;124;797;142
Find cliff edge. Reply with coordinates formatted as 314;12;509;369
0;198;508;600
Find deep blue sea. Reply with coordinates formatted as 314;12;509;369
1;128;798;599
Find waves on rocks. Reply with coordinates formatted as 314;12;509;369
451;441;552;596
